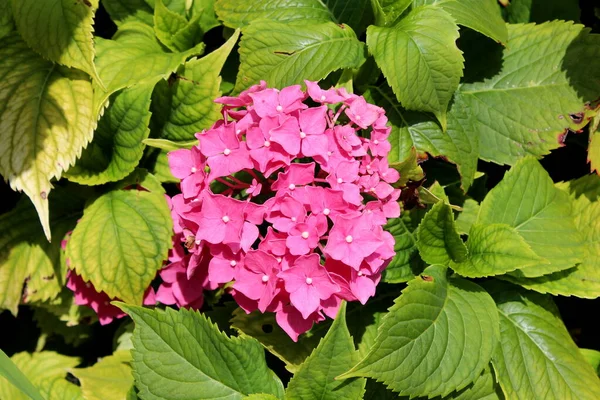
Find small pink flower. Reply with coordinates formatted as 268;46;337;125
233;250;281;312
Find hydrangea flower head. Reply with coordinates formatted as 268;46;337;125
164;80;400;341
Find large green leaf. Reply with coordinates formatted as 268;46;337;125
11;0;101;83
382;208;425;283
502;0;581;24
323;0;372;34
0;352;80;400
369;0;412;26
157;29;239;141
37;376;84;400
0;0;14;39
119;305;285;400
70;350;133;400
478;157;584;277
154;0;202;52
581;349;600;376
417;202;467;265
455;198;479;235
0;33;96;240
66;83;155;185
458;21;600;165
339;265;500;398
437;0;507;44
0;198;76;315
95;22;204;104
0;350;43;400
235;21;365;92
215;0;333;28
487;283;600;399
502;175;600;298
285;303;365;400
102;0;155;26
66;189;172;304
451;223;547;278
367;6;463;129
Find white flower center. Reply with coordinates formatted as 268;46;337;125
370;187;376;192
264;140;271;147
222;215;230;223
323;208;330;216
223;148;231;156
355;115;361;120
305;277;313;285
276;257;282;263
373;139;379;145
195;239;201;245
345;235;353;243
262;275;269;283
357;271;363;276
301;231;309;239
327;151;333;156
191;167;197;173
236;129;241;134
230;260;237;267
320;95;327;101
288;183;296;190
299;131;306;139
276;105;283;112
291;217;297;222
337;178;343;184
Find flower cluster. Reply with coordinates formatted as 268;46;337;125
162;81;400;340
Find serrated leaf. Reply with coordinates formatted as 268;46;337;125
417;202;468;265
102;0;155;26
118;305;285;400
451;223;547;278
458;21;600;165
455;198;479;235
66;190;172;304
501;175;600;298
66;83;155;185
382;208;425;283
235;21;365;92
190;0;221;32
339;265;500;398
230;308;326;373
286;303;365;400
70;351;133;400
11;0;101;84
588;114;600;174
95;22;204;105
364;85;478;190
323;0;373;34
503;0;581;24
0;352;79;400
370;0;411;26
0;350;43;400
367;6;463;129
157;29;239;141
215;0;333;28
0;33;96;240
486;282;600;399
478;157;584;277
154;0;202;52
0;0;14;40
581;349;600;376
438;0;507;44
0;199;76;315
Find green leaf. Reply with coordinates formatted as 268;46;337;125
367;6;463;129
581;349;600;376
364;84;478;190
118;305;285;400
285;303;366;400
0;352;79;400
0;350;44;400
447;364;503;400
503;0;581;24
154;0;202;52
382;208;425;283
0;0;14;40
417;202;468;265
102;0;155;26
66;83;155;185
33;307;92;347
369;0;411;26
486;283;600;399
230;308;326;373
144;138;197;151
11;0;102;84
455;198;479;235
0;33;96;240
243;395;279;400
501;175;600;298
451;223;547;278
438;0;507;44
95;22;204;104
478;157;584;277
588;114;600;174
157;29;239;141
70;351;133;400
339;265;500;398
0;199;76;314
235;21;365;92
323;0;373;34
66;190;172;304
215;0;333;28
190;0;221;32
458;21;600;165
38;376;84;400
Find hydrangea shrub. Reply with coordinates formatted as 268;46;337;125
1;0;600;399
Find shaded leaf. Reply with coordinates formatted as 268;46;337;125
215;0;333;28
382;208;425;283
70;351;133;400
417;202;467;265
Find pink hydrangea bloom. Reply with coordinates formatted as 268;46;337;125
161;81;400;341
